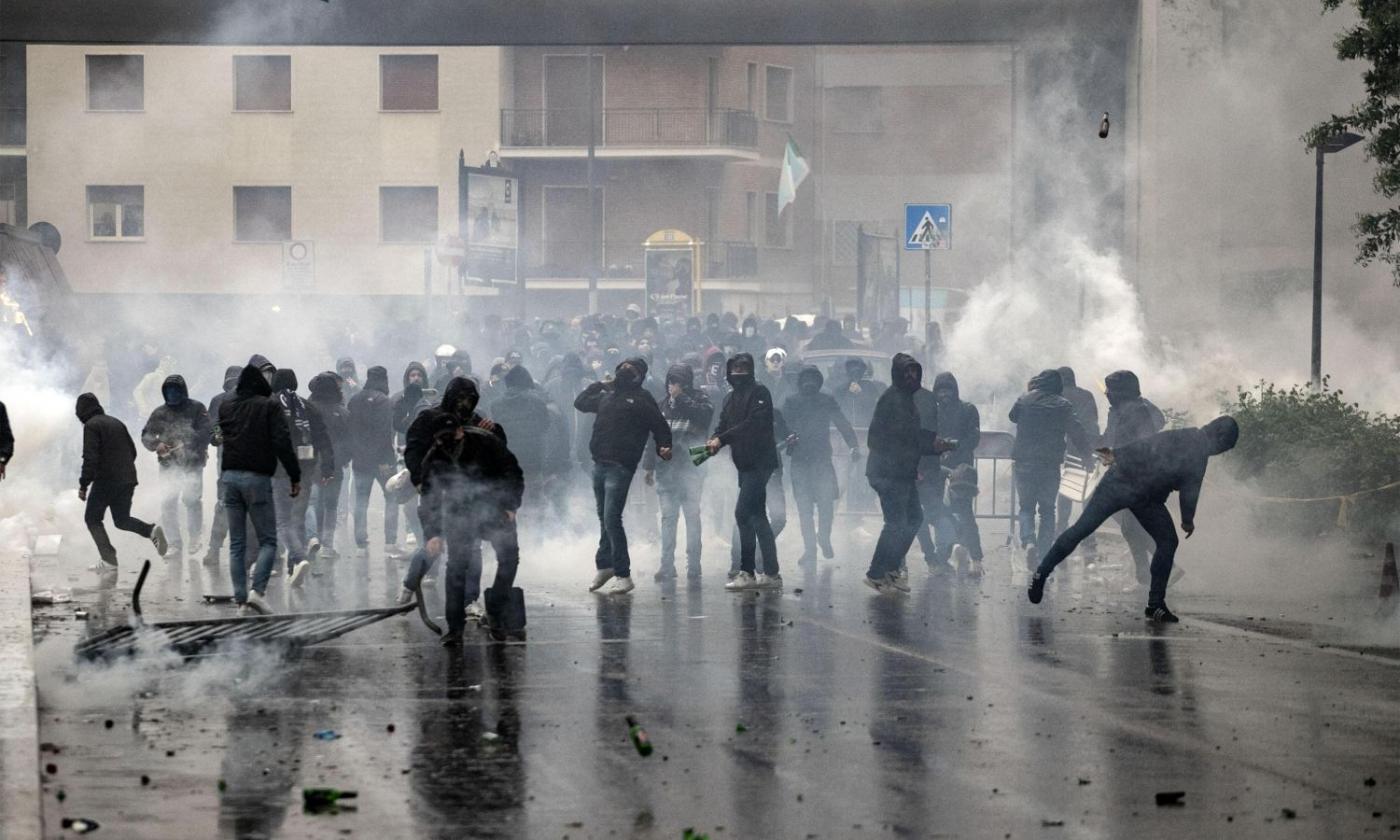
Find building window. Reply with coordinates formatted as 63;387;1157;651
234;55;291;111
234;186;292;242
87;186;144;239
380;55;438;111
744;192;757;242
765;192;790;248
764;65;793;123
86;55;144;111
828;86;882;133
380;186;438;242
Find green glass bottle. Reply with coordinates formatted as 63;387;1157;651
303;788;359;810
689;445;711;467
626;715;653;757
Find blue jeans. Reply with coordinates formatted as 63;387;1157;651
867;477;922;580
656;467;704;572
1014;462;1061;553
222;470;277;603
593;462;636;578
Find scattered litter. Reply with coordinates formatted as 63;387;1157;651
303;787;358;814
31;589;72;605
45;763;56;774
218;779;226;792
1365;777;1377;787
1281;808;1297;820
626;715;653;757
103;720;113;729
312;730;341;741
202;595;234;604
682;830;710;840
466;684;482;692
60;818;99;834
481;731;500;742
140;775;150;786
1155;791;1185;807
1042;819;1065;827
386;723;396;733
793;588;803;595
735;723;748;733
1077;778;1091;786
74;610;89;621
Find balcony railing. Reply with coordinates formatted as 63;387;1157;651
502;108;758;150
707;241;758;278
526;238;759;280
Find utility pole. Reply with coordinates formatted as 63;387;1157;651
586;49;599;314
1310;131;1362;391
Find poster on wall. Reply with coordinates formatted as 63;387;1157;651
645;249;693;319
462;167;520;285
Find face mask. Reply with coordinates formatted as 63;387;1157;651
727;371;753;388
163;390;181;407
800;382;820;395
616;367;640;387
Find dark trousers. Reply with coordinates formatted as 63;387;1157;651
1118;511;1156;583
312;473;344;550
207;476;228;551
734;467;778;575
867;477;923;580
790;461;836;558
1014;462;1061;552
222;470;278;603
593;461;636;577
84;481;154;565
352;466;398;547
730;467;784;573
946;493;983;561
1057;492;1097;556
1036;474;1179;607
407;507;520;604
913;477;957;563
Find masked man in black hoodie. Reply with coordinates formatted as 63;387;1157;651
932;372;983;572
307;372;352;558
782;366;859;564
575;358;673;595
1055;366;1101;561
0;400;11;481
218;365;301;614
490;365;567;513
1009;369;1090;568
270;369;335;586
77;393;167;569
202;366;242;565
1030;417;1240;622
140;374;212;557
1100;370;1168;587
707;353;783;591
347;366;399;555
863;354;953;593
644;363;714;581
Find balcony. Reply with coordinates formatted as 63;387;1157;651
706;241;758;278
500;108;759;161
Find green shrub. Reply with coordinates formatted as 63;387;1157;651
1223;380;1400;541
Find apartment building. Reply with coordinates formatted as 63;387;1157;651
22;45;501;296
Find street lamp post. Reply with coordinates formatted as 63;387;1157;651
1311;130;1363;391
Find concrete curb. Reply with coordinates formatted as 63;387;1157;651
0;550;40;840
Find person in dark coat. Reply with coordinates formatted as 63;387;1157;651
781;366;858;563
1030;417;1240;622
390;361;433;556
835;358;882;428
575;358;673;595
0;400;11;480
707;353;782;590
932;372;983;570
347;366;399;554
219;365;301;614
911;378;949;573
489;365;565;509
140;374;212;557
1102;369;1167;586
202;365;242;564
804;318;856;351
335;357;362;402
270;369;335;585
643;363;714;581
77;392;167;568
307;372;352;558
1009;369;1089;566
862;354;952;592
1055;366;1101;559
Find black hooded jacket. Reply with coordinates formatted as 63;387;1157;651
866;353;942;482
575;358;672;471
207;365;242;434
418;422;525;532
835;358;883;428
393;361;433;445
1107;417;1240;528
405;377;508;488
218;366;301;481
781;366;857;465
1009;369;1089;466
346;366;396;472
77;393;138;488
490;366;567;480
1102;370;1166;448
0;401;12;465
271;369;335;478
644;364;715;471
140;375;212;469
713;353;779;472
931;372;981;470
335;357;362;402
308;372;352;476
1057;367;1100;456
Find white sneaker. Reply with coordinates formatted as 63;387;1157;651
422;575;436;586
466;601;485;622
588;569;615;592
755;573;784;590
395;587;414;606
887;571;911;593
150;526;169;557
863;575;890;594
237;604;250;617
307;539;321;564
725;571;757;591
951;545;971;566
289;560;310;588
605;576;635;595
245;591;273;615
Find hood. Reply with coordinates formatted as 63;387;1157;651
1057;366;1077;388
248;354;276;375
845;358;869;381
75;392;104;423
308;371;343;403
442;376;480;416
1104;370;1141;401
452;350;474;375
235;365;272;398
503;364;535;390
726;353;757;387
1029;369;1063;396
665;363;694;390
161;374;189;407
364;366;390;395
402;361;429;389
932;371;960;400
891;353;923;393
559;352;586;377
823;319;843;335
271;368;299;393
797;366;824;391
336;357;358;379
222;365;242;392
616;356;649;388
1202;416;1240;455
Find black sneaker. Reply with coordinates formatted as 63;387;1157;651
1145;605;1180;623
440;630;464;647
1027;572;1047;604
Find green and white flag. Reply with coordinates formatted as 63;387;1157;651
777;136;810;214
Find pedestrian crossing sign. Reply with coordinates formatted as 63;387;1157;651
905;204;951;250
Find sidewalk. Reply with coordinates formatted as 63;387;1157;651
0;550;40;839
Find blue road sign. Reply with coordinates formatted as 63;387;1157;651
905;204;951;251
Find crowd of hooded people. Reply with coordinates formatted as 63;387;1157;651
0;305;1239;645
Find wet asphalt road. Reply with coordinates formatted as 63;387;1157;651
25;526;1400;840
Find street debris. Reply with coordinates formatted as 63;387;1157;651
61;817;99;834
312;729;341;741
1155;791;1185;806
627;715;653;757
